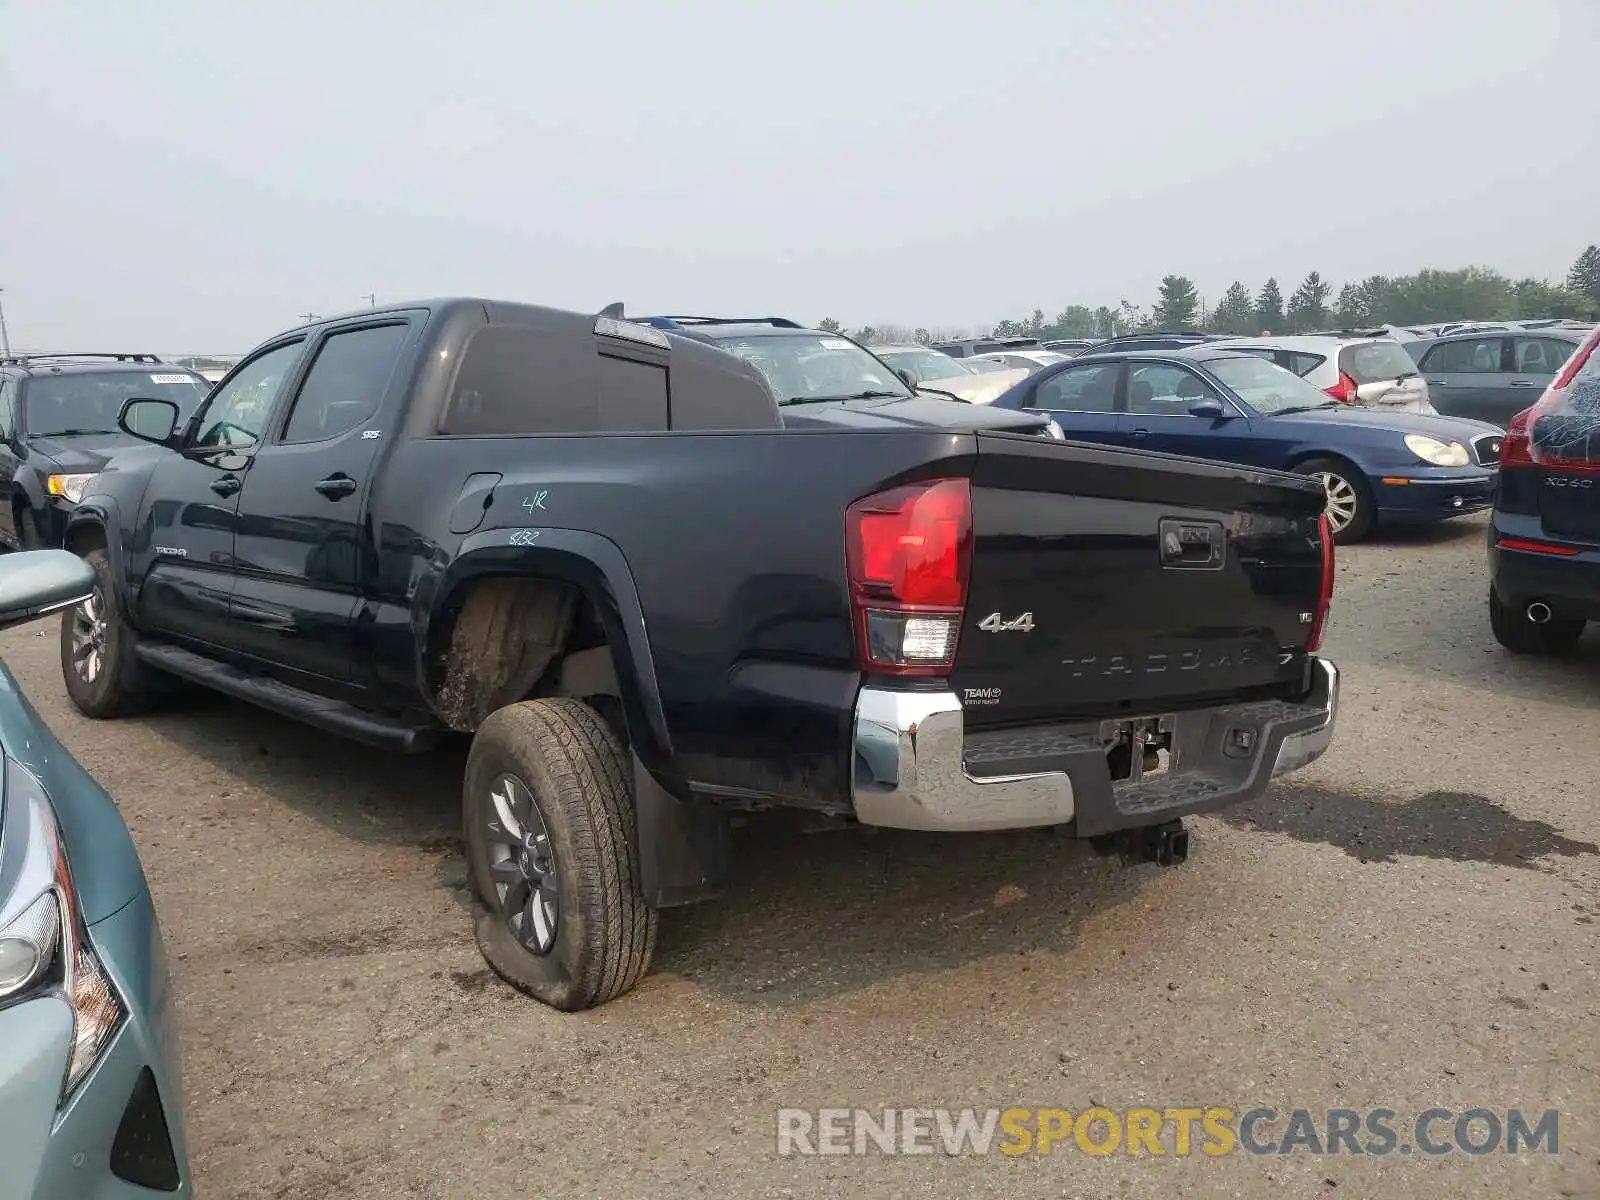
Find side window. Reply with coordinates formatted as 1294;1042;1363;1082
1288;352;1327;377
281;325;409;444
1034;363;1119;412
1126;363;1220;415
595;354;668;431
441;325;597;435
1421;337;1503;374
0;379;15;440
194;341;305;449
1511;337;1572;377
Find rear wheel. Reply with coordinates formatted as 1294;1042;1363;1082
1295;457;1374;544
464;698;656;1011
60;548;153;717
1489;589;1585;654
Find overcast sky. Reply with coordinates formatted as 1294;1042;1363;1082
3;0;1596;352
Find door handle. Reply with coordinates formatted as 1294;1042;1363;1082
314;473;359;499
1130;428;1150;438
1426;380;1447;386
1509;380;1538;387
210;475;242;498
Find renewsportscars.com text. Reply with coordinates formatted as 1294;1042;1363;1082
776;1106;1561;1157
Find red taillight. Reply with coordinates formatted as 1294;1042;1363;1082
845;478;972;676
1500;407;1534;468
1496;536;1580;557
1322;372;1359;404
1306;512;1335;653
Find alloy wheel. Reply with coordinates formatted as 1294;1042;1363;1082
70;588;108;684
1312;471;1359;533
482;773;560;955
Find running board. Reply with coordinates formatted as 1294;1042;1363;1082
133;642;438;753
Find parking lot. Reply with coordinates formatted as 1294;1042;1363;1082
4;512;1596;1198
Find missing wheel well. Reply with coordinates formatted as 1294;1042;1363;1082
433;576;623;735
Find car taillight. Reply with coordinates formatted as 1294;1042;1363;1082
1500;407;1534;468
1322;372;1359;404
1306;512;1335;653
845;478;972;676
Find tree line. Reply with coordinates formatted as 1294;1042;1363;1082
820;245;1600;346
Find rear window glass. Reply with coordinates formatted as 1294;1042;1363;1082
1340;340;1422;384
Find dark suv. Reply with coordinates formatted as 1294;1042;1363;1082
0;354;210;548
1488;323;1600;653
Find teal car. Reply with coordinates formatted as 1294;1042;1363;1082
0;551;189;1197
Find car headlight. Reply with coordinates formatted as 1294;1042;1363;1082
0;763;126;1100
1403;434;1470;467
46;473;98;504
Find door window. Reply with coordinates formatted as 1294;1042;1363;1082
1126;363;1220;415
0;378;15;440
1420;337;1504;374
282;324;409;444
1034;363;1119;412
194;342;304;449
1511;336;1574;376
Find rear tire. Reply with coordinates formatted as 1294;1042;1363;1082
464;698;656;1011
1489;589;1585;654
1295;456;1374;544
60;548;152;718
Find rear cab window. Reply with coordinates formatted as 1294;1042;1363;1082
438;313;777;436
1340;340;1424;384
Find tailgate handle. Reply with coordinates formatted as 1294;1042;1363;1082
1158;518;1226;570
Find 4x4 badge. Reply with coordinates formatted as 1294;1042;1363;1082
978;611;1035;633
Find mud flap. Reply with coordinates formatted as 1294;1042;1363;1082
633;755;730;908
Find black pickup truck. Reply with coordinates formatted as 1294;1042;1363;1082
59;298;1339;1010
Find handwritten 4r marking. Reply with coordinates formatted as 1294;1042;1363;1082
521;491;550;513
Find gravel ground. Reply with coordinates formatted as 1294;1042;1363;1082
7;512;1597;1199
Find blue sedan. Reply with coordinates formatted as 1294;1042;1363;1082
993;346;1505;542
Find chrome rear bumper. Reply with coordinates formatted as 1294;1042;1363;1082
851;658;1339;834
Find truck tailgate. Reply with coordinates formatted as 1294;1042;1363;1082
952;434;1327;728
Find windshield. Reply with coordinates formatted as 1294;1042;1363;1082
874;348;974;383
714;334;912;404
22;370;208;437
1201;356;1339;415
1339;340;1419;384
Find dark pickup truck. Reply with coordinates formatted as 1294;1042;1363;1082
60;298;1340;1010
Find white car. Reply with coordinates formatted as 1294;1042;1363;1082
969;349;1073;374
1212;335;1436;413
870;345;1030;404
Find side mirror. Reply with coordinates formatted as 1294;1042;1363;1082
118;397;183;446
1188;398;1228;419
0;550;94;633
894;368;917;389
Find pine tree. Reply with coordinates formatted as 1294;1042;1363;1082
1287;272;1332;332
1567;245;1600;304
1210;282;1255;334
1150;276;1199;329
1332;282;1366;326
1254;278;1285;334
